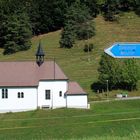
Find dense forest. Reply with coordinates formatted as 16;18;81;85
0;0;140;54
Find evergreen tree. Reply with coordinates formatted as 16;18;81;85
135;0;140;15
3;11;32;54
102;0;119;21
75;22;95;40
59;25;75;48
29;0;68;34
0;0;32;54
60;1;95;48
0;1;6;48
80;0;99;17
118;0;136;11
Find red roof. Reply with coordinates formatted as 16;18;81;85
0;61;68;87
67;82;87;95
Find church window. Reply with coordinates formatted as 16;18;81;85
18;92;24;98
59;91;62;97
2;89;8;99
21;92;24;98
45;90;50;99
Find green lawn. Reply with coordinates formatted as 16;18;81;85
0;99;140;139
0;12;140;100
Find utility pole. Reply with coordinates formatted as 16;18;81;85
106;80;109;100
87;32;90;62
54;58;55;80
88;43;90;62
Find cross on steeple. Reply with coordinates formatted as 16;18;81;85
36;41;45;66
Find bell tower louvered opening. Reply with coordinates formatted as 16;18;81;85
36;41;45;66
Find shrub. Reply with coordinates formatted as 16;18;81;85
83;43;94;52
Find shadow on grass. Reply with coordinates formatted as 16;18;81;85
91;81;106;93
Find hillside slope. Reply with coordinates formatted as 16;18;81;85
0;12;140;100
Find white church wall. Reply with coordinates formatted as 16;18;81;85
0;87;37;113
0;81;88;113
67;95;88;109
38;80;67;108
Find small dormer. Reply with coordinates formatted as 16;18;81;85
36;41;45;66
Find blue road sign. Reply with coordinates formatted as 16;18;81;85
104;43;140;58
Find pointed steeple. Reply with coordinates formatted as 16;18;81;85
36;41;45;66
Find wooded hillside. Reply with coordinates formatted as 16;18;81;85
0;0;140;54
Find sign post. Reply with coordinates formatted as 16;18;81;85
104;43;140;58
104;42;140;100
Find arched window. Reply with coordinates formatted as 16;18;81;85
21;92;24;98
18;92;20;98
59;91;62;97
2;89;8;99
17;92;24;98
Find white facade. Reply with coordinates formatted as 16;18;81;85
0;80;88;113
67;95;88;109
38;80;68;109
0;87;37;113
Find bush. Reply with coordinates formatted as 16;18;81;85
83;43;94;52
135;7;140;16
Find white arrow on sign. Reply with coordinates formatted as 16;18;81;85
104;43;140;58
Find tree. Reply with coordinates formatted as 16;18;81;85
135;0;140;15
118;0;136;11
80;0;99;17
59;25;75;48
28;0;68;34
3;11;32;54
121;59;139;90
75;21;95;40
102;0;119;21
60;1;95;48
98;53;121;89
98;53;139;91
0;0;6;48
0;0;32;54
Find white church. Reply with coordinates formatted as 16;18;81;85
0;43;88;113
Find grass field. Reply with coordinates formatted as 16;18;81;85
0;12;140;100
0;99;140;139
0;12;139;140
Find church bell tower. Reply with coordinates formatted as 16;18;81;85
36;41;45;66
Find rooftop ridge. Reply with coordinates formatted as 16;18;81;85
0;61;68;86
0;60;55;62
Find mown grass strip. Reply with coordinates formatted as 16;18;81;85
1;110;140;122
0;125;41;131
0;116;140;131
